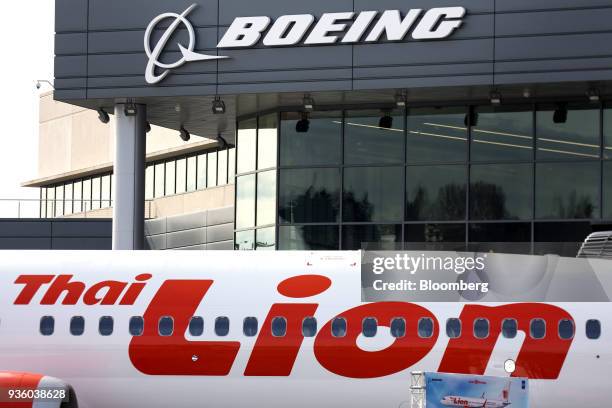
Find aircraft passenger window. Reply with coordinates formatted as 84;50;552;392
446;318;461;339
502;318;517;339
243;317;258;337
158;317;174;336
272;317;287;337
129;316;144;336
302;317;317;337
189;317;204;337
530;319;546;339
332;317;347;338
418;318;434;338
70;316;85;336
40;316;54;336
215;317;230;336
390;318;406;338
99;316;114;336
474;318;489;339
558;319;574;340
362;317;377;338
586;319;601;339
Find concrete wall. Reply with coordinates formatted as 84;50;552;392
145;207;234;250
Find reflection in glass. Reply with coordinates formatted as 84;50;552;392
64;183;73;215
534;221;592;257
101;175;111;208
40;188;47;218
605;105;612;159
54;185;64;217
280;112;341;166
187;156;197;192
47;187;55;217
256;227;276;250
406;165;466;221
207;151;217;188
258;114;278;169
257;171;276;226
176;158;187;194
218;149;228;185
342;224;402;250
344;110;404;164
536;162;599;219
235;230;255;250
154;163;165;198
470;163;533;220
344;167;403;222
237;119;257;174
404;224;466;251
165;160;176;196
407;107;467;163
197;154;207;190
91;177;100;210
537;105;600;160
278;225;339;250
472;106;533;161
279;168;340;224
145;166;154;200
228;148;236;185
82;178;91;212
606;162;612;219
236;175;256;229
468;223;531;254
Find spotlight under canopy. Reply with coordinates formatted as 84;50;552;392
97;108;110;124
553;103;568;124
179;126;191;142
490;91;502;105
124;101;138;117
587;89;600;103
379;112;393;129
296;113;310;133
212;96;226;114
303;95;315;111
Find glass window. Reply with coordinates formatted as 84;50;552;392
406;165;466;221
446;318;461;338
90;177;100;210
534;222;592;257
129;316;144;336
257;170;276;226
215;317;230;336
145;165;154;200
70;316;85;336
342;224;402;250
586;319;601;339
605;162;612;220
101;175;111;208
73;180;82;213
64;183;73;215
243;317;258;337
502;319;517;339
176;158;187;194
189;317;204;336
279;225;339;250
236;175;256;229
154;162;165;198
536;162;600;219
472;106;534;161
258;113;278;169
407;107;468;164
530;319;546;339
605;105;612;159
55;184;64;216
197;153;207;190
302;317;317;337
237;119;257;174
362;317;377;338
405;224;466;251
390;318;406;338
331;317;347;338
345;109;405;165
271;317;287;337
40;316;54;336
344;167;403;222
537;105;600;160
218;149;228;185
228;148;236;185
279;168;341;224
165;160;176;196
207;151;218;188
418;317;434;338
235;230;255;250
280;111;342;166
187;156;197;192
474;318;489;339
158;316;174;336
99;316;114;336
46;186;55;218
470;164;533;220
256;227;276;250
558;319;574;340
40;188;47;218
468;223;531;254
82;178;91;212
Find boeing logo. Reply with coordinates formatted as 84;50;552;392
145;4;467;85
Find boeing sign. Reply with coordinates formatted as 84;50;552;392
145;4;467;84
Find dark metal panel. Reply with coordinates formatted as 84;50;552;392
495;33;612;61
355;0;493;13
219;0;353;25
51;237;112;250
54;89;88;100
218;80;353;95
52;221;113;237
55;33;87;55
354;75;493;90
87;85;219;99
0;221;51;237
88;53;218;77
87;74;217;89
0;238;52;250
495;57;612;75
54;56;87;78
496;70;612;85
354;63;493;80
55;0;88;33
496;0;612;12
219;69;352;85
496;8;612;37
55;78;88;89
88;0;218;30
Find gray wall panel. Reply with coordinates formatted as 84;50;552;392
208;207;234;225
219;0;353;25
56;0;88;33
167;212;207;232
55;33;87;56
496;0;612;12
52;221;112;237
52;237;112;250
0;220;112;250
145;234;167;250
90;28;219;54
166;228;207;248
496;33;612;61
0;238;52;250
0;222;51;237
206;240;234;251
496;8;612;37
207;224;233;243
355;0;493;13
55;56;87;78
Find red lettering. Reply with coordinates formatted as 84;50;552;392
314;302;438;378
40;275;85;305
438;303;573;379
14;275;54;305
83;281;128;305
129;280;240;376
120;274;152;305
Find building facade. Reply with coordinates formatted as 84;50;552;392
36;0;612;254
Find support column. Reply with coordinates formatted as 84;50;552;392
112;103;146;250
